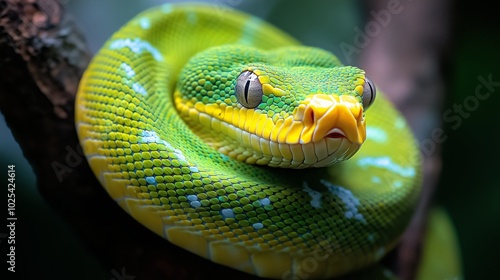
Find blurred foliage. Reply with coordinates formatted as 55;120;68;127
437;2;500;278
0;0;497;279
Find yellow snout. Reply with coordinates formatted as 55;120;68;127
293;94;366;145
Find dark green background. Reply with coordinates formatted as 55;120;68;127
1;1;497;279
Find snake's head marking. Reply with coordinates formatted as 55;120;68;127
176;45;376;168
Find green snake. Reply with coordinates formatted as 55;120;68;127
75;3;421;279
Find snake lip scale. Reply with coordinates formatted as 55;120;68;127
75;3;421;279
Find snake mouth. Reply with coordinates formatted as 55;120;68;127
325;128;347;139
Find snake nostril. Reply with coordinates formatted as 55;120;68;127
303;107;316;126
309;109;315;123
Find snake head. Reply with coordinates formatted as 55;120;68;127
176;45;376;168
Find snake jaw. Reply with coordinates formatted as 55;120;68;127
175;91;367;168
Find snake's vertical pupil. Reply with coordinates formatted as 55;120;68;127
236;71;263;108
244;80;250;103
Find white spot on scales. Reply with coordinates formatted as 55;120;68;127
118;63;146;96
145;176;157;185
139;17;151;29
392;180;403;189
302;181;322;208
259;197;270;206
366;126;388;143
120;63;135;78
187;195;201;208
252;223;264;230
321;180;366;224
357;156;416;178
189;166;199;173
371;176;382;184
140;131;186;161
109;38;164;61
132;83;147;96
221;209;234;219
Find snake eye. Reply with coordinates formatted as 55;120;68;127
236;71;263;108
362;77;376;110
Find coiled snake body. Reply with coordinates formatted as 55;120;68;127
76;3;421;279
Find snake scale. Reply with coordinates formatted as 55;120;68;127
75;3;421;279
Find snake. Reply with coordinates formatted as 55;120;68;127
75;3;421;279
